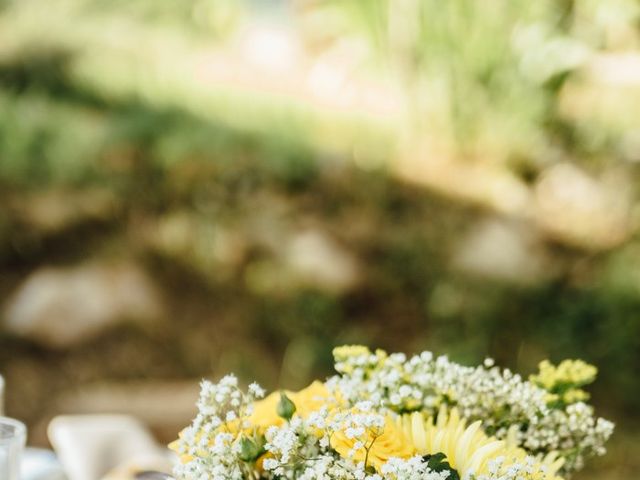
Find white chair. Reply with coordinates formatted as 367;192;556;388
48;415;172;480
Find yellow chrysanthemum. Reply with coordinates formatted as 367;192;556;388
333;345;373;360
531;360;597;390
530;359;597;405
399;407;565;480
331;413;415;470
332;345;388;375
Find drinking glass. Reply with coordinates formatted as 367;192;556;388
0;417;27;480
0;375;4;415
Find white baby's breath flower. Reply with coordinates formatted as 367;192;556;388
171;347;612;480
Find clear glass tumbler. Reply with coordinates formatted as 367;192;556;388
0;417;27;480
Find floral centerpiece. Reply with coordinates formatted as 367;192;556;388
170;346;613;479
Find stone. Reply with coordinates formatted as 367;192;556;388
284;229;359;292
534;163;632;250
3;263;162;348
244;227;360;294
452;217;553;286
8;188;118;234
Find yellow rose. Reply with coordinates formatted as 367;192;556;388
169;429;202;464
171;381;339;466
331;413;415;471
249;381;337;429
293;381;338;417
249;390;286;429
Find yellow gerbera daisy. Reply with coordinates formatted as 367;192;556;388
331;413;415;470
398;407;565;480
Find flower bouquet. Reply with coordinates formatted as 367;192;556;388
170;346;613;480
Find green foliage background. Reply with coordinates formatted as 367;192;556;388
0;1;639;478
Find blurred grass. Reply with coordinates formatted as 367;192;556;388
320;0;640;167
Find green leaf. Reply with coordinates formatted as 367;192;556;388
422;452;460;480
